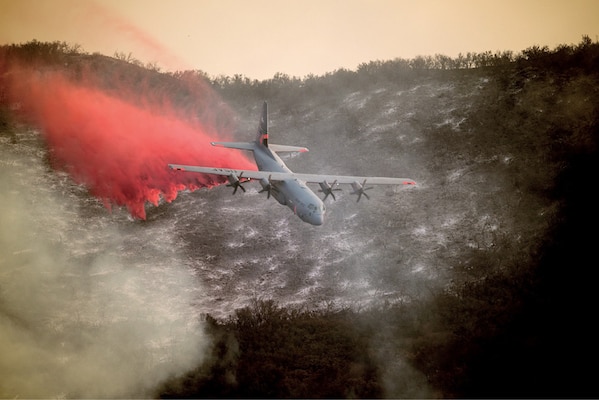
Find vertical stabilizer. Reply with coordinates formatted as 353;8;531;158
256;101;268;147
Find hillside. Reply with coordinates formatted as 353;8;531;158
1;39;598;398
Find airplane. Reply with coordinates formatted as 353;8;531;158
168;102;415;225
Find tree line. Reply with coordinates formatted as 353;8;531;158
3;35;596;90
209;35;597;88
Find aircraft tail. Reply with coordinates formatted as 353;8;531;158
210;102;268;152
212;101;307;153
256;101;268;147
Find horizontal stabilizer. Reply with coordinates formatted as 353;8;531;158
211;141;257;151
268;144;309;153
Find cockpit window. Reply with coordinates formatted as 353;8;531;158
308;203;324;212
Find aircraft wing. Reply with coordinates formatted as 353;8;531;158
168;165;416;186
296;173;415;186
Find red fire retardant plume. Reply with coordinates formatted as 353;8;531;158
4;67;256;219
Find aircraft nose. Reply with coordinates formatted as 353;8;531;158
311;212;324;225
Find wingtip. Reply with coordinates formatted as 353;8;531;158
168;164;185;171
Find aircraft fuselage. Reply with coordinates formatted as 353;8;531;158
253;145;325;225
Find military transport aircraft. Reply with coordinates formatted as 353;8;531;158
169;102;415;225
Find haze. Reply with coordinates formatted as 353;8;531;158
1;0;598;80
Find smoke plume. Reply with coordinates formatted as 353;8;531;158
3;60;255;219
0;53;254;396
0;131;212;397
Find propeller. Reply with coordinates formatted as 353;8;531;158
259;175;273;199
318;180;341;201
350;179;373;202
226;172;247;195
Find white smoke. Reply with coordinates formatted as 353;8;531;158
0;131;208;398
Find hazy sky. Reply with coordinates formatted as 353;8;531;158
1;0;598;79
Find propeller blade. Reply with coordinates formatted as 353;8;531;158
351;179;373;202
226;172;247;195
258;174;273;199
318;179;341;201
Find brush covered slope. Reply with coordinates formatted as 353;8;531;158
1;39;598;398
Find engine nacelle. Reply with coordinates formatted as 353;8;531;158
350;179;373;202
226;173;247;194
318;180;341;201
